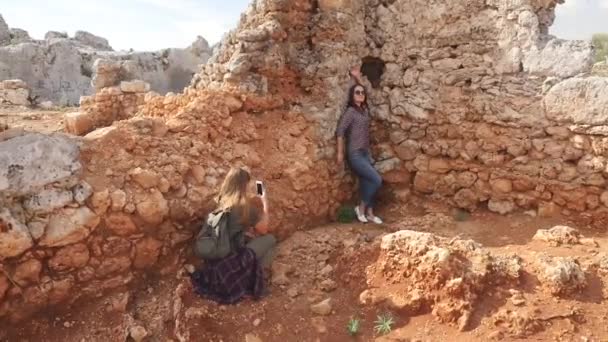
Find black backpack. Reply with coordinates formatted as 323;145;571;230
194;210;235;260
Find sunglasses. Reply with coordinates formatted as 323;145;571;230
354;90;366;96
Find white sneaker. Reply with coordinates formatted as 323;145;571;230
354;206;368;223
366;215;383;224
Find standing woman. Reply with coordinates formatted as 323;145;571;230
336;69;383;224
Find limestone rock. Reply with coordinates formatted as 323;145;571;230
74;30;112;50
44;31;68;40
133;237;163;269
105;213;139;237
0;208;34;259
48;243;90;272
40;207;100;247
136;189;169;225
90;190;111;215
120;80;150;93
64;112;95;136
544;77;608;126
533;226;580;246
128;325;148;342
9;28;31;44
523;39;594;78
310;298;332;316
72;181;93;204
0;133;80;197
23;188;73;213
488;199;515;215
0;14;10;46
110;189;127;211
13;259;42;286
129;167;160;189
535;254;586;296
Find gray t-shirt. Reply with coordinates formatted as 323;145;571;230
227;200;262;236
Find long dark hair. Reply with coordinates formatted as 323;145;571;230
346;84;369;112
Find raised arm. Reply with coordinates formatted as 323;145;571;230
336;109;354;165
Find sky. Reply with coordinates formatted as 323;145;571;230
0;0;607;51
0;0;252;51
551;0;608;40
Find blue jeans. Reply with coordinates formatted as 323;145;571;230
347;149;382;208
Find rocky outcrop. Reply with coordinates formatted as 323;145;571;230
360;230;522;331
0;14;212;106
74;31;112;51
0;14;10;46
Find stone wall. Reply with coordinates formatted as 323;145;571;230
194;0;608;218
65;81;150;135
0;14;211;106
0;132;195;322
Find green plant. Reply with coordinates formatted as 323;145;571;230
337;205;356;223
453;208;470;222
592;33;608;63
374;312;394;335
347;317;361;336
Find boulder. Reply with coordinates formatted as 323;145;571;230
9;28;31;44
44;31;68;40
0;133;80;197
23;188;74;213
40;207;100;247
310;298;332;316
64;112;95;136
0;80;29;106
535;254;586;295
544;77;608;126
524;39;594;78
488;199;515;215
0;208;34;259
533;226;580;246
74;30;113;51
135;189;169;225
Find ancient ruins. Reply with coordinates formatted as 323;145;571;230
1;0;608;340
0;14;211;106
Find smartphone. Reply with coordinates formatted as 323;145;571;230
255;181;264;196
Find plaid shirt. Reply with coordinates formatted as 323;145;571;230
336;106;371;152
191;247;265;304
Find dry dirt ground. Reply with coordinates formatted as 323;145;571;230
2;107;608;342
0;105;67;133
2;198;608;342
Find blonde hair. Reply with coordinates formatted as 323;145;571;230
215;167;251;220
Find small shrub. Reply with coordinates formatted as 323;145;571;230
337;205;356;223
374;312;394;335
346;317;361;336
453;208;470;222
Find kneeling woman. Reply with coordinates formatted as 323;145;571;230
192;167;276;304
